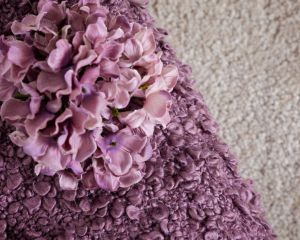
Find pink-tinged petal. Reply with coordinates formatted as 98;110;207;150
119;131;147;153
134;28;156;55
68;160;83;175
38;0;65;24
99;82;117;102
0;77;15;101
80;65;100;86
37;71;66;93
119;168;144;188
140;118;155;137
100;59;120;78
85;18;107;44
133;141;153;163
58;172;79;191
23;135;49;158
21;83;42;117
118;110;146;129
57;126;80;155
144;91;171;118
7;41;34;67
107;28;124;41
43;108;72;136
81;93;108;121
35;145;69;176
67;10;85;32
158;111;171;128
47;39;71;71
161;65;179;91
74;132;97;162
94;170;120;192
114;89;130;109
9;130;28;147
72;31;84;49
124;38;143;61
95;41;124;60
107;150;132;176
70;105;89;134
82;169;98;189
0;99;30;121
25;112;54;136
11;15;36;35
74;47;97;72
119;68;141;92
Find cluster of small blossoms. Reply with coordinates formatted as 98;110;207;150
0;0;178;191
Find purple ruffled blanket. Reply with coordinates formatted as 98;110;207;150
0;0;276;239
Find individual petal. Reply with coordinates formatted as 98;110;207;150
80;65;100;86
100;59;120;78
118;109;146;129
68;160;84;175
23;135;49;158
25;111;54;136
67;10;85;32
0;77;15;101
47;39;72;71
124;38;143;62
0;98;30;121
140;118;155;137
35;145;69;175
134;28;156;55
119;130;147;153
95;41;124;60
119;168;144;188
74;132;97;162
38;0;66;24
85;18;108;44
94;170;120;192
74;46;97;72
144;90;171;118
133;140;153;162
21;83;42;117
7;41;34;67
58;172;79;191
37;71;67;93
82;169;98;189
161;65;179;91
119;68;141;92
107;149;133;176
70;104;89;134
9;130;28;147
114;89;130;109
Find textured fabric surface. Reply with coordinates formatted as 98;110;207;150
0;0;276;239
149;1;300;240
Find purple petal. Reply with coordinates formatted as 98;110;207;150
144;91;171;118
100;59;120;78
118;110;146;129
119;130;147;153
107;149;133;176
124;38;143;61
0;99;30;121
7;41;34;67
25;111;54;136
85;18;107;43
119;168;144;188
94;170;120;192
74;132;97;162
47;39;71;71
134;28;156;55
37;71;67;93
0;77;15;101
58;172;79;191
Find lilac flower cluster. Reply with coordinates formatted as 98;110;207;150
0;0;178;191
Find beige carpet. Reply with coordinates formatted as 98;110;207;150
149;1;300;239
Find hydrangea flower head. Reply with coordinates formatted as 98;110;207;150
0;0;178;191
